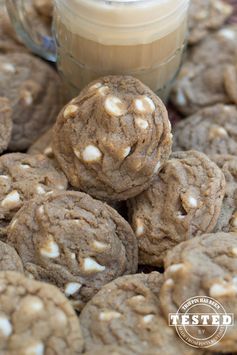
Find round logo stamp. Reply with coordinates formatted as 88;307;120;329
169;296;234;348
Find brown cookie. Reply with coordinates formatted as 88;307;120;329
28;128;53;158
0;153;67;234
0;52;64;151
171;27;237;115
188;0;233;45
83;346;134;355
80;272;200;355
0;271;84;354
0;97;12;154
7;191;138;310
53;75;172;201
173;104;237;155
128;150;225;266
0;240;23;272
160;232;237;353
211;155;237;233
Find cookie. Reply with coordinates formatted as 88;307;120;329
128;150;226;266
0;153;67;233
211;155;237;233
188;0;233;45
0;271;84;354
160;232;237;353
7;191;138;310
53;75;172;201
83;346;134;355
171;27;237;115
0;97;12;154
173;105;237;155
0;52;64;151
80;272;200;355
0;240;23;272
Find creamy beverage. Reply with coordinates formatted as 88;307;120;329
54;0;190;98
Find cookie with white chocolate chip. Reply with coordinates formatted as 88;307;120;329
160;232;237;353
7;190;138;310
0;240;23;273
128;150;225;266
0;271;84;354
171;27;237;115
80;272;201;355
211;155;237;233
53;75;172;201
0;153;67;236
188;0;233;45
0;52;64;151
0;97;12;154
173;104;237;155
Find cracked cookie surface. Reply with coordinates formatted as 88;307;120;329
0;153;67;236
0;97;12;154
128;150;225;266
171;27;237;115
80;272;200;355
173;104;237;155
0;52;64;151
0;271;83;354
160;232;237;353
0;241;23;272
7;191;138;310
53;75;172;201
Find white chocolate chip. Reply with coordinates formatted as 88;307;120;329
40;237;60;258
98;86;109;96
99;311;121;321
20;163;31;169
36;185;46;195
38;206;44;215
24;342;44;355
219;28;236;40
135;118;149;130
130;295;145;302
165;278;174;286
104;96;126;117
0;175;9;181
0;316;12;337
63;104;78;119
9;218;18;229
136;218;144;237
231;247;237;256
28;298;44;312
1;190;21;210
122;147;131;158
20;296;44;313
44;146;53;157
89;82;102;91
143;314;154;323
65;282;82;296
209;126;228;140
22;90;33;106
154;161;161;174
82;257;105;272
168;264;184;273
134;96;155;114
210;283;237;298
71;253;76;259
2;63;16;73
93;240;108;251
82;145;102;162
187;196;198;208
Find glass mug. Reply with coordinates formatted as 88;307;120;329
6;0;190;99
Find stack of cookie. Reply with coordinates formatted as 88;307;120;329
0;0;237;354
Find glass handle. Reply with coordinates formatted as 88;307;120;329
5;0;56;62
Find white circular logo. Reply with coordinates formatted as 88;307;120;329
169;296;234;348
